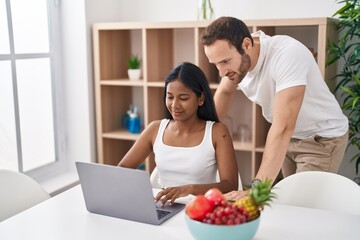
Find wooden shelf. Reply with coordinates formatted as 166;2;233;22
102;129;140;141
100;80;145;86
233;141;253;151
93;18;337;185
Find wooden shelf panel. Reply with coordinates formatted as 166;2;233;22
146;87;165;123
101;139;134;165
245;18;331;27
255;147;265;152
100;80;144;86
209;83;219;90
147;82;165;87
102;129;140;141
233;141;253;151
93;18;332;30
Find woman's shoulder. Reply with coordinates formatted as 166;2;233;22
146;119;171;132
147;119;162;130
209;122;233;146
140;120;163;143
211;121;231;135
210;121;225;129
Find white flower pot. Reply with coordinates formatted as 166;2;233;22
128;69;141;80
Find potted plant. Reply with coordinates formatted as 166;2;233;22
127;55;141;80
197;0;215;20
327;0;360;177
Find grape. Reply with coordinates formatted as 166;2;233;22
200;201;249;226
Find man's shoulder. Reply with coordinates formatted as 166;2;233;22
266;34;300;46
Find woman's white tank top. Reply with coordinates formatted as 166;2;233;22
153;119;217;188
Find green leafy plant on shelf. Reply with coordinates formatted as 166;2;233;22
198;0;214;20
127;55;141;69
327;0;360;176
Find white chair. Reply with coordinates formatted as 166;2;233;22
150;167;162;189
272;171;360;215
0;169;51;221
150;167;243;190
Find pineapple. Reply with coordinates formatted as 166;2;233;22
234;179;275;220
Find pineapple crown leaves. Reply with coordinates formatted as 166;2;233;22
250;178;277;207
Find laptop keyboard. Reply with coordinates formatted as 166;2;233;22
156;209;172;220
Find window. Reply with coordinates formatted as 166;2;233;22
0;0;64;176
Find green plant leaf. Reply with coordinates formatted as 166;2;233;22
340;85;356;96
354;75;360;85
352;97;359;109
333;2;352;17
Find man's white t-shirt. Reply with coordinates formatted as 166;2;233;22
239;31;348;139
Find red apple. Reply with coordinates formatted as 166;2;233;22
204;188;225;206
185;195;213;221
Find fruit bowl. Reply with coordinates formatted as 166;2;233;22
185;214;260;240
184;182;273;240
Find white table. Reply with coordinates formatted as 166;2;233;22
0;185;359;240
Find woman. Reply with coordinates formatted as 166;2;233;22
118;62;238;205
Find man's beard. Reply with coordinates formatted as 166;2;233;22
234;53;251;84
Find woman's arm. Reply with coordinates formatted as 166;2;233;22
118;121;160;168
212;122;239;191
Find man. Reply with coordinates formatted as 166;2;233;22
201;16;349;200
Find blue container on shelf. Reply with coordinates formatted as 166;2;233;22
137;162;146;170
128;113;141;133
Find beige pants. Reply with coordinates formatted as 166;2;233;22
281;131;349;178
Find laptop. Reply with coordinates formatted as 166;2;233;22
75;161;185;225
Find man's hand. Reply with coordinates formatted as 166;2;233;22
224;190;248;201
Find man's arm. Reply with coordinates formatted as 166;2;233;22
213;77;239;121
224;85;305;201
255;85;305;183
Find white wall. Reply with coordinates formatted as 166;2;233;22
61;0;92;169
67;0;356;183
93;0;340;22
35;0;92;194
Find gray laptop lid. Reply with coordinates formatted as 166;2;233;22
75;162;185;225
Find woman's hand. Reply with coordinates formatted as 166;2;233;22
224;190;248;201
155;185;193;206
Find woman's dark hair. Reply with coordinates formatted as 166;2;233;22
201;16;253;55
163;62;219;122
